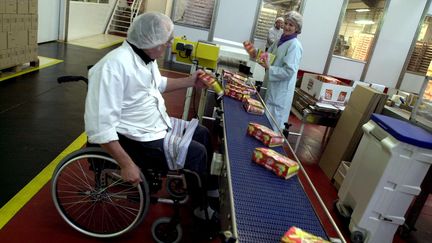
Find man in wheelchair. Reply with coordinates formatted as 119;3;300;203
84;12;220;238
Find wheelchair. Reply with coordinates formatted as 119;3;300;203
51;75;206;243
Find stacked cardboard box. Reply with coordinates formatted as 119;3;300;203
0;0;38;70
319;85;387;180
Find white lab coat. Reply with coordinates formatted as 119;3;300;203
264;38;303;131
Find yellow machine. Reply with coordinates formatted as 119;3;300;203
170;36;220;120
171;36;219;70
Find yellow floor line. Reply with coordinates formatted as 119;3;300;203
0;56;63;82
0;132;87;230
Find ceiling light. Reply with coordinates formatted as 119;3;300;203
355;8;370;12
355;20;375;25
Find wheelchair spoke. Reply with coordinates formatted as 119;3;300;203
52;150;149;237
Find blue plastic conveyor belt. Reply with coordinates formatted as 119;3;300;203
223;96;328;242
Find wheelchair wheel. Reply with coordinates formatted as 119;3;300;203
51;147;150;238
151;217;182;243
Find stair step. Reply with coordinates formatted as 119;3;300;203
110;24;130;29
109;29;128;35
112;19;131;24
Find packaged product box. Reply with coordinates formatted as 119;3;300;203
243;97;264;115
243;40;257;58
227;77;256;94
252;148;299;179
198;72;224;97
317;75;344;85
256;49;276;65
247;122;284;147
224;86;250;101
300;73;353;105
281;226;330;243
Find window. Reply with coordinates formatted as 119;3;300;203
253;0;302;41
407;16;432;75
172;0;216;29
334;0;386;62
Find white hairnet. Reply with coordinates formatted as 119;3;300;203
285;11;303;34
127;12;174;49
275;17;284;23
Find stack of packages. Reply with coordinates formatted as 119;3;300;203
222;69;264;115
247;122;299;179
0;0;38;70
281;226;330;243
317;75;346;85
224;71;255;101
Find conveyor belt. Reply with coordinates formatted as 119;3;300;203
222;96;328;242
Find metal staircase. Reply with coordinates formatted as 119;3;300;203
105;0;143;36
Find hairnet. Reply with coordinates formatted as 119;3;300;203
285;11;303;34
127;12;174;49
275;17;284;23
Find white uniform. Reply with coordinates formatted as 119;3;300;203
85;41;171;144
266;26;283;49
265;38;303;131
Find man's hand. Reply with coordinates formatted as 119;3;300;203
193;69;207;88
120;163;142;186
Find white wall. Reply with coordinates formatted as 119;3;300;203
364;0;427;88
38;0;60;43
400;72;426;93
328;56;365;81
212;0;260;44
173;24;209;42
299;0;344;73
68;1;116;40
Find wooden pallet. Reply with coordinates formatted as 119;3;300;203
0;58;40;78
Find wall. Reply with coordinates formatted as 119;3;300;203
212;0;260;45
173;24;209;42
299;0;344;74
364;0;427;88
399;1;432;94
38;0;60;43
67;0;116;40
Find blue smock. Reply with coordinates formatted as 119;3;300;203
264;38;303;131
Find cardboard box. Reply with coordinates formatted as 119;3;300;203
31;14;37;30
5;0;17;14
0;1;6;13
28;0;37;14
319;85;387;179
28;29;36;45
3;14;11;32
300;73;353;105
12;30;27;47
0;31;6;50
252;148;299;179
17;0;28;14
23;14;31;29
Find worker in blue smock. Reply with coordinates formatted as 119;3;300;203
259;11;303;132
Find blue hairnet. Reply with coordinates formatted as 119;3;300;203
127;12;174;49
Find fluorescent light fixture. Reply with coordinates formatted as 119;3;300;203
355;20;375;25
355;8;370;12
